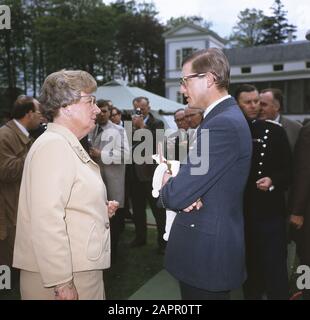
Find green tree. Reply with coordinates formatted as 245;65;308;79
115;1;165;94
260;0;297;45
229;8;266;47
0;0;166;103
166;15;212;30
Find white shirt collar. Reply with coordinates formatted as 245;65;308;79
203;95;231;119
274;114;280;123
143;114;150;124
13;119;29;137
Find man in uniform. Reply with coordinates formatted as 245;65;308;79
235;84;292;300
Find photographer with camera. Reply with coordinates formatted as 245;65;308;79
128;97;166;254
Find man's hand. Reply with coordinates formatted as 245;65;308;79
184;199;203;213
161;171;172;187
256;177;272;191
290;214;304;229
89;147;101;161
132;115;145;129
54;280;78;300
107;200;119;218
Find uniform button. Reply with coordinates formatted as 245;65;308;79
258;171;262;175
105;222;110;229
190;224;195;228
265;130;270;133
261;153;265;157
264;136;268;140
259;162;263;166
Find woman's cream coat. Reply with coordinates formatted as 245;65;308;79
13;123;110;287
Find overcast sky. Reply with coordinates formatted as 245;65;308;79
103;0;309;40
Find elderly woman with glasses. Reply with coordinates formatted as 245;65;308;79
13;70;118;300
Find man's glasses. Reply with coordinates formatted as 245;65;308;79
79;95;97;106
179;71;219;87
179;73;207;87
111;113;119;117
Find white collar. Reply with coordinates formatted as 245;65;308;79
143;114;150;124
203;95;231;119
13;119;29;137
274;114;281;123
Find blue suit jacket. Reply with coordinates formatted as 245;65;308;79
160;97;252;291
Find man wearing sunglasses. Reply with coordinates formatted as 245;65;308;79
159;48;252;300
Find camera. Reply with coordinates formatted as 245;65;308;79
134;108;142;116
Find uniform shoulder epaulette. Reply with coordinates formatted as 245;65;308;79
265;119;282;127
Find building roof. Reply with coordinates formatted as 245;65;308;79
95;79;184;112
163;22;226;44
224;41;310;66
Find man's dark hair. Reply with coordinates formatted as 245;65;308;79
97;99;111;109
111;107;122;115
132;96;149;105
11;95;36;119
234;84;258;103
260;88;283;110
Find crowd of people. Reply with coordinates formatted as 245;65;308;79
0;48;309;300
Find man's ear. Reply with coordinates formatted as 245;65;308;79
25;110;34;120
206;72;214;87
274;100;281;112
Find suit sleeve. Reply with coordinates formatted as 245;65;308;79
0;136;27;183
291;125;310;216
29;140;75;287
100;127;130;164
0;188;7;240
160;118;239;211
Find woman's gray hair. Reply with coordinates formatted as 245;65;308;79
39;70;97;122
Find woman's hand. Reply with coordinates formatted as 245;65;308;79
107;200;119;218
54;280;78;300
89;147;101;161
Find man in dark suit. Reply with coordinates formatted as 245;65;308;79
166;108;189;162
236;84;292;300
291;122;310;299
159;48;252;300
259;88;302;152
129;96;166;252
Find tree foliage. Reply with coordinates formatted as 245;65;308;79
229;0;297;47
0;0;166;113
229;8;266;47
260;0;297;45
166;15;212;30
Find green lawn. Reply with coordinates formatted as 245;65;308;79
104;224;164;300
0;223;164;300
0;223;302;300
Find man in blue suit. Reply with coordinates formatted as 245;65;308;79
159;48;252;300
